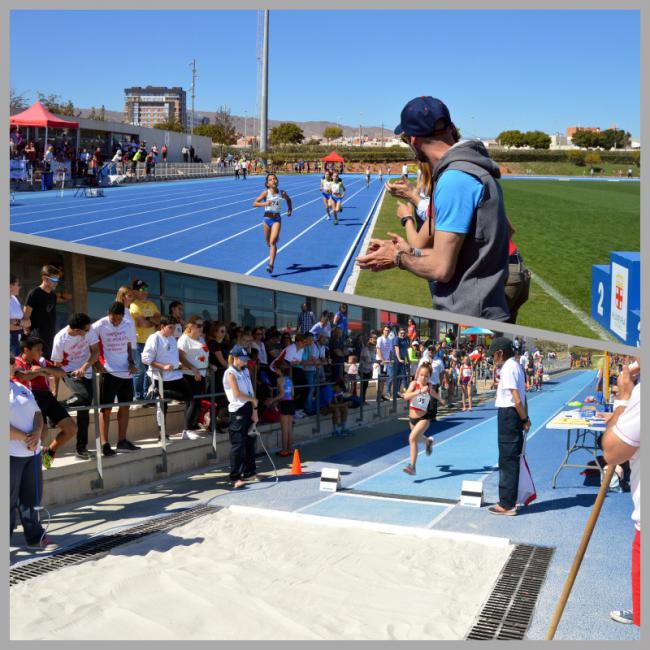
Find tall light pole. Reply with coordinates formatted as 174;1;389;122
359;112;363;147
381;122;384;147
189;59;197;146
259;10;269;153
244;110;248;141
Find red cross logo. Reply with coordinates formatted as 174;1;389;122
615;285;624;310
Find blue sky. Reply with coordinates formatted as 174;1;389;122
10;9;640;138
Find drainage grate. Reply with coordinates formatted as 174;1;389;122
10;504;220;587
466;543;554;640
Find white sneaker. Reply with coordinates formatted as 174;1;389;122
610;610;634;624
181;430;201;440
294;410;306;419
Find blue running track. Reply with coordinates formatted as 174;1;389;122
10;174;384;291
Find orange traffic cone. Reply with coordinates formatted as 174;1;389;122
290;448;303;475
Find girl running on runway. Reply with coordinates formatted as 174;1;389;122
402;363;445;476
378;167;383;184
253;173;293;274
365;166;371;187
320;170;333;220
329;171;346;225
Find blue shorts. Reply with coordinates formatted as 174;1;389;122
331;195;342;203
264;213;281;228
322;192;331;199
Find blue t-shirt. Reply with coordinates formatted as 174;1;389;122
334;311;348;336
433;170;484;235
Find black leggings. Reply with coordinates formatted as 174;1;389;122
184;375;206;430
161;378;193;430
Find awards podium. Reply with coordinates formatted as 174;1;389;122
591;252;640;347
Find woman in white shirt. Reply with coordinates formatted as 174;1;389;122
223;345;259;489
10;274;29;356
141;316;202;440
177;315;210;432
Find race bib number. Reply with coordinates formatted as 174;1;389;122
411;391;430;411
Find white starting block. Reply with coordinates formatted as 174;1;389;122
460;480;484;507
319;467;341;492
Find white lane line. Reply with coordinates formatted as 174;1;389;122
328;185;385;291
10;179;248;220
26;177;317;233
71;183;318;245
174;190;332;262
426;505;455;528
244;180;366;275
119;184;313;254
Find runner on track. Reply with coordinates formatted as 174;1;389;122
329;171;346;225
253;174;293;275
365;166;371;187
320;170;333;220
402;362;446;476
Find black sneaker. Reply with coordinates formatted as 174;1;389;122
102;443;116;457
116;439;141;452
75;449;91;460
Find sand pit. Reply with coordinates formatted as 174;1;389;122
11;506;512;640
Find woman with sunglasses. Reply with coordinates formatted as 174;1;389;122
141;316;201;440
207;321;230;406
253;173;293;274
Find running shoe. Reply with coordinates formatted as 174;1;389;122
42;449;54;469
102;443;116;457
181;429;201;440
333;217;339;225
425;437;433;456
26;536;58;552
75;448;91;460
116;439;141;452
402;464;416;476
231;479;246;489
609;610;634;624
266;264;273;274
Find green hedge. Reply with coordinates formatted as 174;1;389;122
212;146;640;166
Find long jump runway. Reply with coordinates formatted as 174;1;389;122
9;174;383;290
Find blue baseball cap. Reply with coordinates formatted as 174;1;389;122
394;96;452;137
230;344;250;360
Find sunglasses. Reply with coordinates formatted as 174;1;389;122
46;276;61;283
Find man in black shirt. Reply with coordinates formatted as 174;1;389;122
23;265;65;359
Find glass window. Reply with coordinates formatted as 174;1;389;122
239;307;275;330
163;300;220;323
164;272;219;304
86;258;161;294
237;285;274;311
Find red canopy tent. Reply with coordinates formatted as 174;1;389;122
320;151;345;163
10;101;79;156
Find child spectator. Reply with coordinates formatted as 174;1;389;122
331;379;351;438
273;362;295;457
345;355;359;395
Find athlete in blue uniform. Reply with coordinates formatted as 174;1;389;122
253;174;293;274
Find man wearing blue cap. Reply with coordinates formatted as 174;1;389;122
357;96;510;322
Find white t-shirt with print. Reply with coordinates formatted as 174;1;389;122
495;357;526;409
51;326;99;379
10;381;42;457
141;331;183;382
91;316;135;380
612;383;640;530
177;334;209;377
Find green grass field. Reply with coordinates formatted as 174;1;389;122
354;180;640;340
